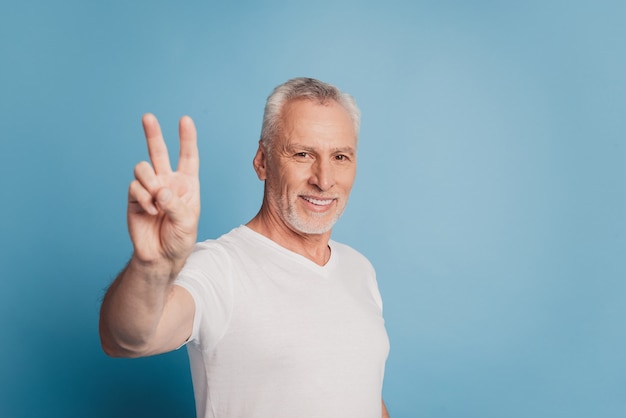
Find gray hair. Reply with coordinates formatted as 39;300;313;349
259;77;361;151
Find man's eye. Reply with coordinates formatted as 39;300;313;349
294;152;309;158
335;154;348;161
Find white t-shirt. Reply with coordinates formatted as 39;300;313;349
175;226;389;418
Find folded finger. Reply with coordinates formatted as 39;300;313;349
129;180;158;215
133;161;160;193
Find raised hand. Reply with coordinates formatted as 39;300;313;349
127;113;200;271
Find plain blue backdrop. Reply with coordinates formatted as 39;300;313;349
1;1;624;417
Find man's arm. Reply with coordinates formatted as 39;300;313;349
99;257;195;357
382;399;390;418
99;114;200;357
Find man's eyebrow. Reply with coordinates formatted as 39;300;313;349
331;146;357;155
287;143;356;155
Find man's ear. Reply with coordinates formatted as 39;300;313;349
253;141;267;180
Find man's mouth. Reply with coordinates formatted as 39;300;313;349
301;196;335;206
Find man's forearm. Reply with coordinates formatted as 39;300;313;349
99;257;176;357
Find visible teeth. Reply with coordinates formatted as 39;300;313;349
304;197;333;206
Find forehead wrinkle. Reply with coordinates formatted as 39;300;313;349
275;100;358;156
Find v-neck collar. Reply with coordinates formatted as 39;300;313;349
236;225;338;274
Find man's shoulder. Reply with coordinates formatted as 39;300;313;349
330;239;364;254
189;225;270;266
185;226;245;267
330;240;374;267
194;226;245;250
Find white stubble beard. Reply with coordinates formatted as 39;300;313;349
275;188;347;235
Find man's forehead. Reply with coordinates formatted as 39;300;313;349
282;101;355;130
282;99;350;121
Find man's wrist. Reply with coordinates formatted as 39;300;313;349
127;254;181;283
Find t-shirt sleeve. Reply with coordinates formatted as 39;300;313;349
363;256;384;313
174;241;234;352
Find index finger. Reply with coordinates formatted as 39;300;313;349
142;113;173;174
177;115;199;176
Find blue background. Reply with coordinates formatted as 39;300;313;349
1;1;624;417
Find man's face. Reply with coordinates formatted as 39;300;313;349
257;99;357;235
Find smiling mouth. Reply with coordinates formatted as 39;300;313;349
301;196;335;206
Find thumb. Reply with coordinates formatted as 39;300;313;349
155;188;190;225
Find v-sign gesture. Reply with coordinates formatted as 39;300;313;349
100;114;199;357
128;113;200;272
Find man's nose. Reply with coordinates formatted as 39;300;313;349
309;158;335;191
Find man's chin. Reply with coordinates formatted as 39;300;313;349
287;217;337;236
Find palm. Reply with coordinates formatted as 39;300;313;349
127;114;200;264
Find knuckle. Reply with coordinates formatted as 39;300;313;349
129;179;142;193
133;161;152;177
128;180;139;195
129;181;150;201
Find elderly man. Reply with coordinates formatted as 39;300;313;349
99;78;390;417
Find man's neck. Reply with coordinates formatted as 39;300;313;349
246;209;332;266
